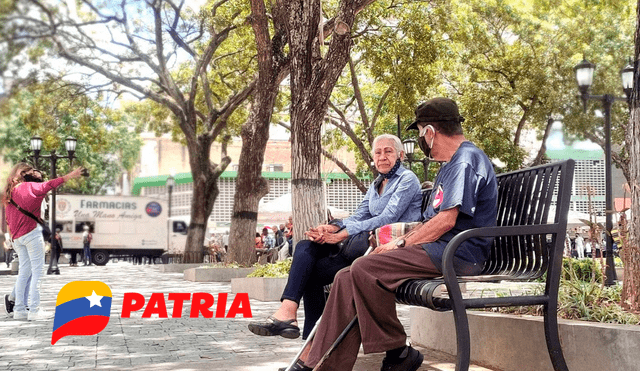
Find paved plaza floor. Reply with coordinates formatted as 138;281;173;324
0;262;497;370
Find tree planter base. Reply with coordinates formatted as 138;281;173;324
231;277;288;301
410;307;640;371
160;263;206;273
184;267;255;282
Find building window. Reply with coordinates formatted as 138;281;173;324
267;164;284;172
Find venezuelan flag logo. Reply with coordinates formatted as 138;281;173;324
51;281;112;345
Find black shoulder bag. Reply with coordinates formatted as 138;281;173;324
328;219;373;263
9;199;52;242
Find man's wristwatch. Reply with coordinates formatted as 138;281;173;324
395;239;406;248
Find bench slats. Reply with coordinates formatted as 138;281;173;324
396;160;573;308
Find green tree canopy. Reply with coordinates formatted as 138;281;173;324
0;80;142;194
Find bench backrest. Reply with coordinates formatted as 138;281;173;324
482;160;575;279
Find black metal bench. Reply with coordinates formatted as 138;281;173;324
395;159;575;371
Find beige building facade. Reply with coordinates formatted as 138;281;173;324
135;132;360;178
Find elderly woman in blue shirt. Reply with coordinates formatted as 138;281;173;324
249;134;422;341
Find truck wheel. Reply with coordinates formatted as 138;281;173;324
92;250;109;266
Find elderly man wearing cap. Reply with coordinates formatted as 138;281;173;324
284;97;498;371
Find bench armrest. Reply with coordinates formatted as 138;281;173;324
440;223;565;296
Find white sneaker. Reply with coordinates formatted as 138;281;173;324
28;309;53;321
13;311;28;320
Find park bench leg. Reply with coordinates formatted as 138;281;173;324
448;282;471;371
543;305;569;371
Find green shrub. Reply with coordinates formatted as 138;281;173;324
562;258;603;283
558;269;639;324
484;262;640;325
248;259;292;278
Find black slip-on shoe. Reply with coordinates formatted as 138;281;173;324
380;346;424;371
248;316;300;339
4;294;15;316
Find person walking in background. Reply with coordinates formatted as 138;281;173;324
575;233;585;259
263;227;275;250
584;238;592;258
564;232;572;258
285;216;294;255
3;232;13;268
222;231;229;253
2;163;83;320
82;225;92;266
274;225;284;247
47;228;62;275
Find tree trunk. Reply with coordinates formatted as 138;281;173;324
291;112;327;246
183;133;222;263
621;5;640;311
529;118;554;166
284;0;362;242
227;107;274;264
227;0;288;265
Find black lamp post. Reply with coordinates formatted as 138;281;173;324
29;135;77;273
402;138;430;181
574;57;634;286
166;175;175;218
165;175;176;257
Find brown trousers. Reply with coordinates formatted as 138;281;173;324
306;244;441;370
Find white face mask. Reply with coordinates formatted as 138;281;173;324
418;125;435;160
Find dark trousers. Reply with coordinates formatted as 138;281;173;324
4;249;13;267
69;251;77;265
306;244;441;370
280;240;352;339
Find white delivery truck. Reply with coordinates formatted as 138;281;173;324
55;195;189;265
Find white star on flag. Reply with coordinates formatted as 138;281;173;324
86;290;104;308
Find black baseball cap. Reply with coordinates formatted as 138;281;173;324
406;97;465;131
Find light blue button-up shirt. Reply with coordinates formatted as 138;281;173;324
334;165;423;236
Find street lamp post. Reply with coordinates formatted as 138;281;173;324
29;135;77;274
574;58;634;286
402;138;430;182
165;175;176;258
166;175;175;218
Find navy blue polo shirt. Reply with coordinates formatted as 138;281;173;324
421;141;498;275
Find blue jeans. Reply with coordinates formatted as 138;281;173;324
280;240;352;338
11;226;45;313
83;243;91;264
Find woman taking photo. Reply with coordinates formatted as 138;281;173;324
2;163;82;320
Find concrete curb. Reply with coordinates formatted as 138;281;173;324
159;263;207;273
410;307;640;371
231;277;288;301
184;267;255;282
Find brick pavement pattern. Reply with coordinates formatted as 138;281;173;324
0;262;496;370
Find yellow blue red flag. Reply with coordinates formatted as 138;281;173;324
51;281;112;345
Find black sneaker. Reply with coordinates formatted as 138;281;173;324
380;346;424;371
4;294;15;316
